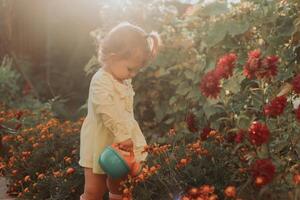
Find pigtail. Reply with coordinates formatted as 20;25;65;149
147;31;162;60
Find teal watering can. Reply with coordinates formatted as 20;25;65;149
98;143;142;179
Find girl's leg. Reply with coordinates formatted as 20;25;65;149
106;176;126;200
80;167;108;200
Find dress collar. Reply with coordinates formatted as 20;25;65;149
100;68;134;98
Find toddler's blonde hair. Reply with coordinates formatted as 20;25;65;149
98;22;161;66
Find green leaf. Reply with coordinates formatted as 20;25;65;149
157;137;167;144
228;19;250;37
237;115;251;129
203;20;229;48
154;105;165;122
176;81;190;96
164;117;175;125
205;58;216;72
169;96;177;105
184;69;194;80
200;2;229;17
223;72;244;94
277;16;295;37
203;101;223;118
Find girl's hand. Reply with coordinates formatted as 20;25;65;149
118;138;133;152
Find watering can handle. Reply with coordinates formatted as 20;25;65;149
111;143;135;158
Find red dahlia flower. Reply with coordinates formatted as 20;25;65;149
263;96;287;117
248;121;270;146
243;49;262;79
251;159;276;186
214;53;237;79
199;71;221;98
257;55;279;79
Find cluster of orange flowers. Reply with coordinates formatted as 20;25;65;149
121;164;161;199
186;140;209;156
142;144;171;155
182;185;243;200
0;106;83;198
181;185;218;200
205;130;225;144
176;157;192;169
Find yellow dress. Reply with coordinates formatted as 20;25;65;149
78;68;148;174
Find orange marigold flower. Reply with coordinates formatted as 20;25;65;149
24;175;31;182
12;169;18;176
66;167;75;175
224;186;236;198
37;173;46;180
0;117;5;123
24;187;29;193
188;187;198;197
64;157;72;163
32;143;39;148
2;135;11;143
293;173;300;185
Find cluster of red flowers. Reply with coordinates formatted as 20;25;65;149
225;129;245;144
199;53;237;98
263;96;287;117
243;49;279;79
181;185;218;200
251;159;276;186
248;121;270;146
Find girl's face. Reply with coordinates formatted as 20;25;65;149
107;51;148;82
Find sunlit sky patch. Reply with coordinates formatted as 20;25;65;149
178;0;241;4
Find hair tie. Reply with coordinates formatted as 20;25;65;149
146;34;154;54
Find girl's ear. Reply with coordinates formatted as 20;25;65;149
107;53;124;63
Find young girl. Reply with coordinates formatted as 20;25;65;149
78;22;160;200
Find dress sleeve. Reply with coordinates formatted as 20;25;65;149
90;75;132;143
